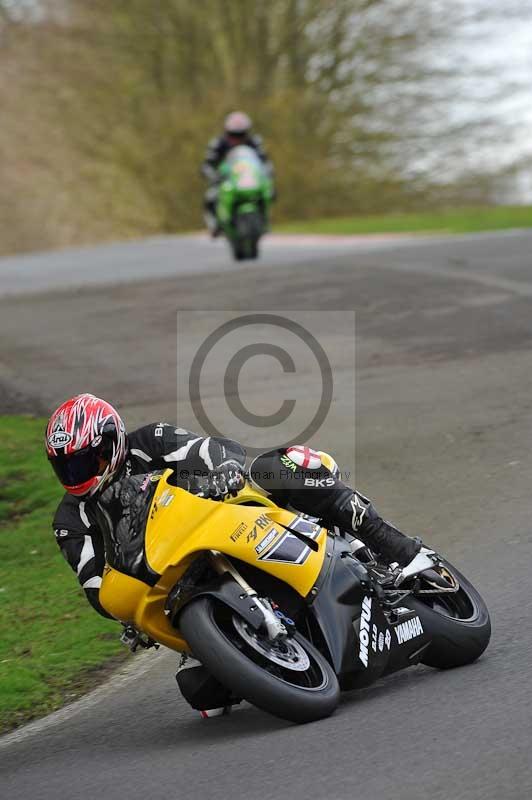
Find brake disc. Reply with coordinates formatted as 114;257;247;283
232;615;310;671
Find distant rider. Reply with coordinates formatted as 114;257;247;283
201;111;274;236
46;393;420;714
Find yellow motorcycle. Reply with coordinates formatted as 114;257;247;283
98;469;490;724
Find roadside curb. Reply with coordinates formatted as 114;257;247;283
0;647;167;749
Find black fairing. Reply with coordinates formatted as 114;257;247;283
308;536;372;683
95;472;162;586
309;535;432;689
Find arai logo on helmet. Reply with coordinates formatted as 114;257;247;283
48;430;73;449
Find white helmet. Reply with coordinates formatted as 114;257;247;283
224;111;252;136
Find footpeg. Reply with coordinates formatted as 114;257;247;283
393;548;437;587
120;624;159;652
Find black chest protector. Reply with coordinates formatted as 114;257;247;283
95;472;163;586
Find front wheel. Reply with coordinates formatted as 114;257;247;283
231;235;259;261
231;211;262;260
411;560;491;669
179;597;340;723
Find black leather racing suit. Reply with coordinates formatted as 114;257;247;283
52;423;245;618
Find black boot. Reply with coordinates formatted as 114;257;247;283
328;490;421;567
203;210;221;238
363;518;421;567
176;655;240;716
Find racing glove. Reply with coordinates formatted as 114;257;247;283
193;460;245;501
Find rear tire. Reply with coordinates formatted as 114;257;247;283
179;597;340;723
413;561;491;669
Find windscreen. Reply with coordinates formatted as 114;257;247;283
224;145;263;190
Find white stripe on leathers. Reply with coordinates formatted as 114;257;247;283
78;501;91;529
77;535;95;575
129;448;153;462
163;437;202;463
82;576;102;590
198;438;214;470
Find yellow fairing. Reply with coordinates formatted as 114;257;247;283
99;470;326;654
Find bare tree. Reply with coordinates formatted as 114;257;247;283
1;0;529;253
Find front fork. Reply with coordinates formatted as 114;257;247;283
209;550;288;641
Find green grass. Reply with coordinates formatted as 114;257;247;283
277;205;532;236
0;416;127;733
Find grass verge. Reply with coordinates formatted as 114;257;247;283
0;416;127;734
277;205;532;236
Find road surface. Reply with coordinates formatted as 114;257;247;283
1;230;531;800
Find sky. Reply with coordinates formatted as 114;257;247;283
453;1;532;196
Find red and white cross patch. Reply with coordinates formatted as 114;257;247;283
286;446;322;470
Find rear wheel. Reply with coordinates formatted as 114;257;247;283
412;560;491;669
179;597;340;723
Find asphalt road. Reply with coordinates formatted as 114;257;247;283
1;230;532;800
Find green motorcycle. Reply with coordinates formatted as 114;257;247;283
216;145;273;261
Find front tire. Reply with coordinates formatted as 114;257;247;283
232;211;262;260
413;560;491;669
179;597;340;723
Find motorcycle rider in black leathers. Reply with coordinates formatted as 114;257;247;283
201;110;274;237
46;394;420;716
